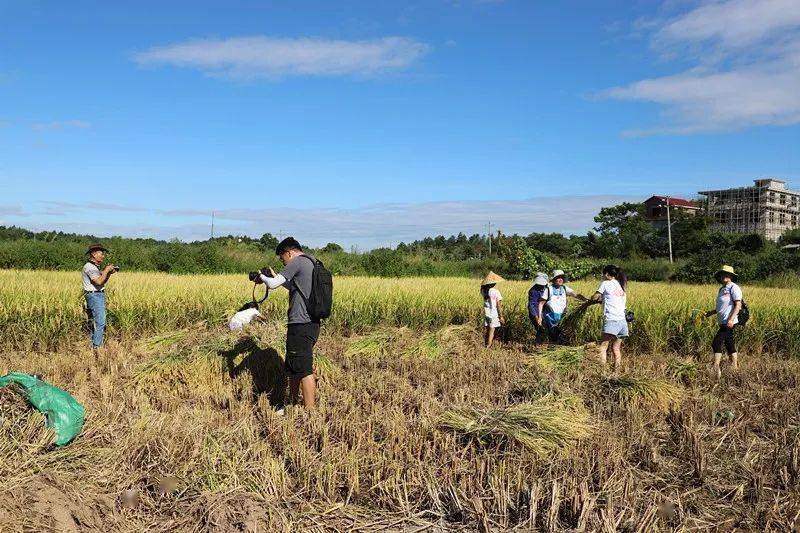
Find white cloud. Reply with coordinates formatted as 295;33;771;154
601;0;800;135
16;195;641;248
156;194;640;247
0;205;25;216
39;201;149;215
134;36;429;80
32;120;91;131
655;0;800;51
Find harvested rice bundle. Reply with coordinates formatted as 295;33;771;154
602;375;681;411
440;394;592;456
531;345;585;373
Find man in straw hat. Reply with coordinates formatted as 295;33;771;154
481;271;505;348
704;265;743;379
541;269;588;343
82;243;118;350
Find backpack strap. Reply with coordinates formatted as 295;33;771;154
291;254;316;306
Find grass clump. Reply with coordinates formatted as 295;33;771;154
602;375;682;412
440;394;592;456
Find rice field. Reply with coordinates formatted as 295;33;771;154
2;270;800;530
2;269;800;354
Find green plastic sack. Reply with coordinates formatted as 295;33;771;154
0;372;85;446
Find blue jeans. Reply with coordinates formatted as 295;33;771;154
85;292;106;347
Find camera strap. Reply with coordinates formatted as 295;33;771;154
252;283;269;304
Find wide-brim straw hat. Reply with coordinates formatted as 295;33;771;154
533;272;549;286
85;243;108;255
551;269;566;281
481;271;505;286
714;265;737;281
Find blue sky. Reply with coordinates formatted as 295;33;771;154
1;0;798;248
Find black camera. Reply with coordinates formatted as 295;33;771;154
112;266;121;273
248;271;261;283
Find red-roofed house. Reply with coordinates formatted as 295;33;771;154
643;196;701;228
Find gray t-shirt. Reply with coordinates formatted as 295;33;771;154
280;254;316;324
82;262;104;292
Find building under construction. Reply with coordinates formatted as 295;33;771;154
699;178;799;241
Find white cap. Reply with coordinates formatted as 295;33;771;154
551;269;566;281
533;272;549;286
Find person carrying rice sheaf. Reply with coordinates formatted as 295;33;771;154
527;272;551;345
589;264;629;374
704;265;743;380
541;269;588;344
481;271;505;348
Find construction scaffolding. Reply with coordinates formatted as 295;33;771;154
699;179;800;241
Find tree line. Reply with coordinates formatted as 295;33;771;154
3;201;800;283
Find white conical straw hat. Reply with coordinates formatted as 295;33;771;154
481;271;505;286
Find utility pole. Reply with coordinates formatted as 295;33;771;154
666;197;673;264
488;221;492;256
211;211;215;240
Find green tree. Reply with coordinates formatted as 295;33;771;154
593;202;652;258
322;242;343;253
259;233;278;252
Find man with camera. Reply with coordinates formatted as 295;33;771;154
249;237;324;410
82;243;118;350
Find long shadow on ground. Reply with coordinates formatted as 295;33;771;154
218;337;287;407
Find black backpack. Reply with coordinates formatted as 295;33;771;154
723;285;749;327
738;300;750;326
295;255;333;321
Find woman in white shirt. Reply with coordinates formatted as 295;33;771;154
481;271;505;348
590;264;629;374
704;265;743;379
543;269;587;343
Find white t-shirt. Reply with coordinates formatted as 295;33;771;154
228;308;261;331
546;284;575;315
597;279;626;322
716;282;743;325
483;287;502;319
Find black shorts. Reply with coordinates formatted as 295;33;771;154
712;325;737;354
285;322;320;380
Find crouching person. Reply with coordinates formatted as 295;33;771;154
228;302;265;331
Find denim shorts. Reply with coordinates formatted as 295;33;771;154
603;320;629;338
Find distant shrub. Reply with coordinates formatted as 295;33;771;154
619;258;675;282
673;250;758;283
